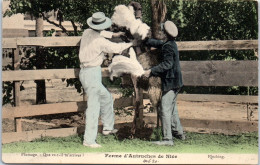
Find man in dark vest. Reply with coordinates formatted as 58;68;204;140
143;21;185;146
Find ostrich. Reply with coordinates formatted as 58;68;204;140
109;2;165;135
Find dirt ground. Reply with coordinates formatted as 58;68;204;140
2;79;258;133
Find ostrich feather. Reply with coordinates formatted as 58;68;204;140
108;48;144;80
111;5;150;39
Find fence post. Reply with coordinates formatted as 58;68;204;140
13;46;22;132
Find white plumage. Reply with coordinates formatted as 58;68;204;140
108;48;144;80
111;5;135;27
108;5;150;80
111;5;150;40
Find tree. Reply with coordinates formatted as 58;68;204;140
5;1;57;104
4;0;77;35
4;0;83;104
35;15;46;104
151;0;167;39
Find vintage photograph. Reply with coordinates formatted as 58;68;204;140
1;0;258;164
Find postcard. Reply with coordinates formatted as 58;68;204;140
1;0;258;164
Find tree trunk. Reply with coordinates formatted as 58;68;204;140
151;0;167;39
35;15;46;104
151;0;167;129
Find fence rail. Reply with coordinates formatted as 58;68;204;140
2;37;258;50
3;61;258;86
2;37;258;143
3;97;133;119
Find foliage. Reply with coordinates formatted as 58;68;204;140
2;81;14;106
167;0;258;62
167;0;258;41
115;107;134;116
119;88;134;97
4;0;60;17
2;62;15;105
150;127;163;141
4;0;258;52
102;77;122;88
164;0;258;95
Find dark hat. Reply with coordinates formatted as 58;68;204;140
87;12;112;30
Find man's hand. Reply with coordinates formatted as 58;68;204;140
112;31;125;38
143;69;151;78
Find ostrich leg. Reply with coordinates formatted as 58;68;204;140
148;85;161;129
137;50;162;131
130;46;144;135
131;75;144;135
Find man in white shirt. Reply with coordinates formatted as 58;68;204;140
79;12;135;148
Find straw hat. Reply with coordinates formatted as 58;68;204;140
87;12;112;30
163;21;178;37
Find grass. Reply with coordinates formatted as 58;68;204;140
2;131;258;153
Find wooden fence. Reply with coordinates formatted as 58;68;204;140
2;37;258;143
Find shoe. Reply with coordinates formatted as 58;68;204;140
102;129;118;135
174;133;186;140
83;143;102;148
151;140;174;146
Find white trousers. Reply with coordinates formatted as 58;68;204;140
79;66;114;145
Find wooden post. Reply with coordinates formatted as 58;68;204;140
15;118;23;133
13;47;22;132
13;48;20;106
35;15;47;104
